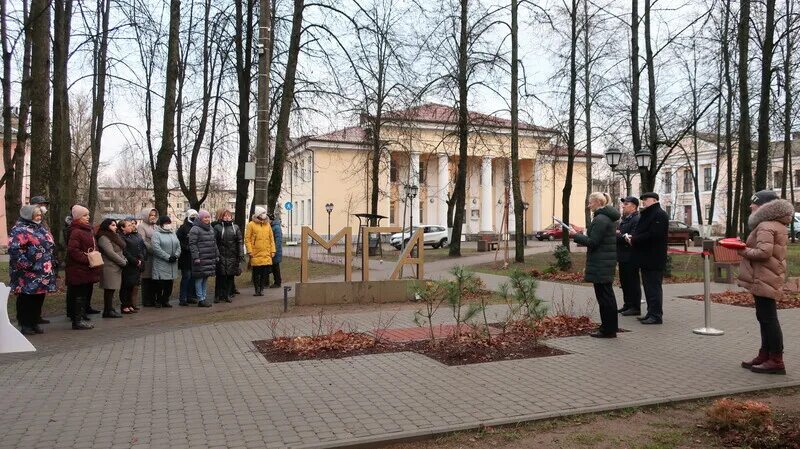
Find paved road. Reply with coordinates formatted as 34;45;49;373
2;250;797;448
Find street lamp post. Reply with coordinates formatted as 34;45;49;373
604;147;652;196
325;202;334;253
402;183;419;258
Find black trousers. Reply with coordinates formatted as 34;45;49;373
269;263;282;286
141;278;156;306
641;269;664;320
153;280;174;305
66;284;94;318
68;283;94;322
593;283;618;334
252;265;271;289
16;293;45;328
618;261;641;310
754;295;784;353
215;275;234;299
119;284;138;308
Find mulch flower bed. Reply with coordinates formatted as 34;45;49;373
529;269;586;283
705;398;800;449
253;315;600;365
684;291;800;309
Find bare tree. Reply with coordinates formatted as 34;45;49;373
49;0;73;250
560;0;578;250
86;0;111;223
28;0;49;200
737;0;754;232
755;0;777;191
266;0;305;214
153;0;181;214
233;0;255;229
253;0;275;206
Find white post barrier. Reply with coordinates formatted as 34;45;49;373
692;252;725;336
0;283;36;353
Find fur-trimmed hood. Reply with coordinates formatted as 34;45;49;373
748;198;794;229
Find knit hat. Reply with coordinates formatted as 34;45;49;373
750;190;780;206
186;208;198;220
20;205;39;221
157;215;172;226
253;206;267;220
198;210;211;220
72;205;90;220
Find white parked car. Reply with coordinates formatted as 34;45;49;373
390;225;449;249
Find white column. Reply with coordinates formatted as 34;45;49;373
438;153;449;226
532;157;542;231
410;152;420;226
480;156;493;232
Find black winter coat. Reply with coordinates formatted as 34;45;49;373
176;218;193;270
630;202;669;271
213;221;243;276
573;205;620;283
189;222;219;277
121;232;146;287
616;211;640;263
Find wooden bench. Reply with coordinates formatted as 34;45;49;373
477;240;499;252
667;230;690;251
712;243;742;284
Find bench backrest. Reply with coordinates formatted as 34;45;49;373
713;244;742;263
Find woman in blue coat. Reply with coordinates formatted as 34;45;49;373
268;213;283;288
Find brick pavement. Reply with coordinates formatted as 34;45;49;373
1;269;798;448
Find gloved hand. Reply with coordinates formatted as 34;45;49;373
168;255;178;263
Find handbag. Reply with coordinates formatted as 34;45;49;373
86;247;104;268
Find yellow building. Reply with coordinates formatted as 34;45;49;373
279;103;594;240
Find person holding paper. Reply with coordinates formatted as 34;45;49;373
569;192;621;338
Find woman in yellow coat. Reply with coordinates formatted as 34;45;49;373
245;206;276;296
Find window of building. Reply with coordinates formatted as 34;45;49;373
389;201;396;224
664;170;672;193
705;205;711;222
703;167;712;191
307;199;312;226
419;161;427;184
390;159;398;183
683;169;692;192
795;169;800;188
665;205;672;218
774;170;784;189
300;200;304;225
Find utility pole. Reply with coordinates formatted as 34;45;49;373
254;0;273;205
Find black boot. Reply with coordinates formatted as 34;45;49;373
72;298;94;330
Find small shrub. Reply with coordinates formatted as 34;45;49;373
499;270;548;339
707;398;773;433
550;244;573;272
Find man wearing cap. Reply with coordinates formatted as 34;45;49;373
617;196;642;316
625;192;669;324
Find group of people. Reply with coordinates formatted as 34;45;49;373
8;199;282;334
572;190;788;375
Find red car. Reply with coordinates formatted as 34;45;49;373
534;223;581;241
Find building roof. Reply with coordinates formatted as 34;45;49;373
381;102;557;133
538;145;603;159
310;126;369;144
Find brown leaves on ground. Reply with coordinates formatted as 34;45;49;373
686;291;800;309
269;330;381;357
529;269;586;283
534;315;598;338
705;398;800;449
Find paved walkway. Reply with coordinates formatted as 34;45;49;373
1;254;798;448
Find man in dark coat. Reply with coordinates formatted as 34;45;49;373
626;192;669;324
177;209;197;305
617;196;642;316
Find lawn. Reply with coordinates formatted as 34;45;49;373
2;257;343;322
333;246;478;262
472;243;800;282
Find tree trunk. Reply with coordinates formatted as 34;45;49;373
583;0;593;228
511;0;524;262
560;0;578;250
50;0;73;256
154;0;181;215
642;0;657;192
449;0;469;257
28;0;50;201
253;0;273;206
755;0;776;192
737;0;753;234
234;0;255;231
631;0;641;178
723;0;735;236
784;0;795;240
87;0;111;225
710;76;721;227
266;0;304;214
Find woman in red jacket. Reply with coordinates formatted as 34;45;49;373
65;205;101;330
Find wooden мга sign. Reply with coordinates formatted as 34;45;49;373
299;226;424;282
